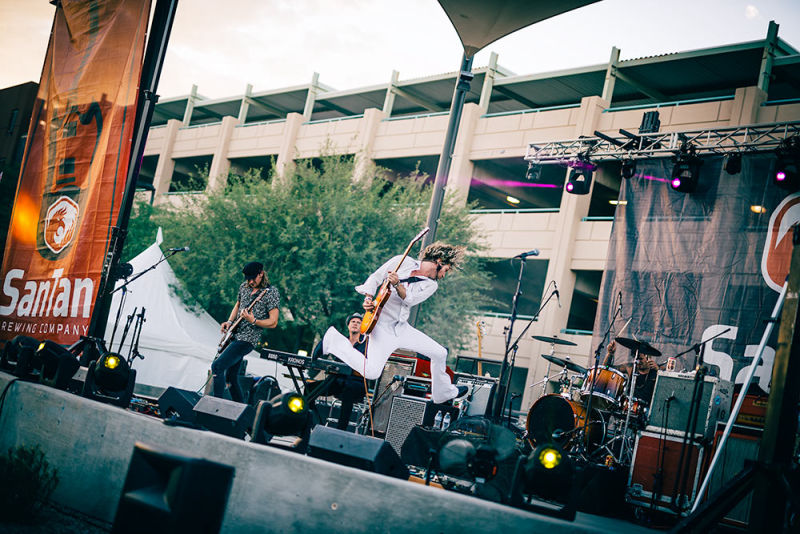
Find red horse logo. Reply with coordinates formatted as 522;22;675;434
762;192;800;292
43;196;79;254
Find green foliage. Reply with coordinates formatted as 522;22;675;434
122;200;160;263
123;157;495;353
0;445;59;523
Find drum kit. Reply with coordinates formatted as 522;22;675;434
525;334;662;465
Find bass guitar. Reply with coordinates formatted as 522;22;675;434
217;287;269;353
360;226;429;335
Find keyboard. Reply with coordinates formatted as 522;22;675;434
258;348;353;376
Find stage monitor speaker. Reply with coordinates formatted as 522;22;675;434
647;372;732;439
192;396;254;439
384;395;458;456
112;442;234;534
454;373;497;417
307;425;409;480
371;355;416;434
158;387;202;423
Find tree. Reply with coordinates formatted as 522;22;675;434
124;157;495;355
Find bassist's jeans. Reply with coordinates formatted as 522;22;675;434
211;340;253;402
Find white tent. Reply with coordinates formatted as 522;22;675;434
103;235;294;393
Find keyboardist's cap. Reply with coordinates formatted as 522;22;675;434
346;313;363;324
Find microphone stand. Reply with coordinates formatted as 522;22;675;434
494;288;558;423
106;248;183;351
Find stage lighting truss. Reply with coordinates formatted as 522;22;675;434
524;120;800;166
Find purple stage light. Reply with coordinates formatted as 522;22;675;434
776;171;787;181
671;178;682;189
566;182;574;193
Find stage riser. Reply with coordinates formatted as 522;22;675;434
0;372;650;533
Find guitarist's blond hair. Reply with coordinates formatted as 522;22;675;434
421;242;465;269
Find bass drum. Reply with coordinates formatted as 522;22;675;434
526;394;605;452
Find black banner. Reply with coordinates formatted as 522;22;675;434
593;155;794;393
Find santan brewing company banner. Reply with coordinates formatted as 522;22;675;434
594;155;792;393
0;0;150;344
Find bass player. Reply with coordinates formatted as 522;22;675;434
212;261;279;402
322;242;468;404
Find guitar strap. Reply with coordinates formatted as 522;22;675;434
399;276;424;284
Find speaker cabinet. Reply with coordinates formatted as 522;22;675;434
627;430;707;514
704;423;762;528
647;372;732;439
192;396;254;439
112;442;234;534
308;426;409;480
384;395;458;456
158;387;202;423
371;355;416;434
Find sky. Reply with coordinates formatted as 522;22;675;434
1;0;799;100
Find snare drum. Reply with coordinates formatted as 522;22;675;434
580;366;627;407
526;394;605;451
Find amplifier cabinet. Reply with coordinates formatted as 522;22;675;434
454;373;497;417
647;372;732;439
627;430;707;515
704;423;762;528
384;395;458;455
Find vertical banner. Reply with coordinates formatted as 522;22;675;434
0;0;150;344
594;155;790;392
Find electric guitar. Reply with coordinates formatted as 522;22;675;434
360;227;429;335
217;287;269;353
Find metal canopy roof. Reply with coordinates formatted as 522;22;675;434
149;36;800;128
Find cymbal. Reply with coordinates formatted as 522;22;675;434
541;354;586;374
532;335;577;346
615;336;661;357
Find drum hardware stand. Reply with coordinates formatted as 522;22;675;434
616;353;641;464
671;327;731;513
576;291;623;460
492;278;558;423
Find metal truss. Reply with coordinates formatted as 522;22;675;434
525;121;800;164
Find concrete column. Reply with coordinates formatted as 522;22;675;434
182;84;198;126
353;107;386;182
521;95;609;410
601;47;621;104
729;86;768;126
478;52;498;114
383;70;399;117
238;83;253;124
303;72;320;121
274;112;304;183
151;119;181;202
758;21;779;93
206;116;237;191
447;102;481;205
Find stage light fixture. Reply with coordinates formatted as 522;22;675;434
523;443;574;503
565;168;593;195
525;162;542;181
670;145;702;193
82;351;136;408
0;335;40;378
36;340;80;390
252;392;310;444
774;137;800;191
724;152;742;175
621;158;636;179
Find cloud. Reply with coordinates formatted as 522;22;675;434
745;5;759;19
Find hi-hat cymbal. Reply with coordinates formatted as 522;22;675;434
615;336;661;356
532;335;577;346
541;353;586;374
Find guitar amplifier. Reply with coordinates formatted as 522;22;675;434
371;355;417;434
454;373;497;417
646;371;732;439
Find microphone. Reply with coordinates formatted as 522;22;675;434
552;429;564;440
554;281;561;308
513;249;540;259
168;246;190;252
